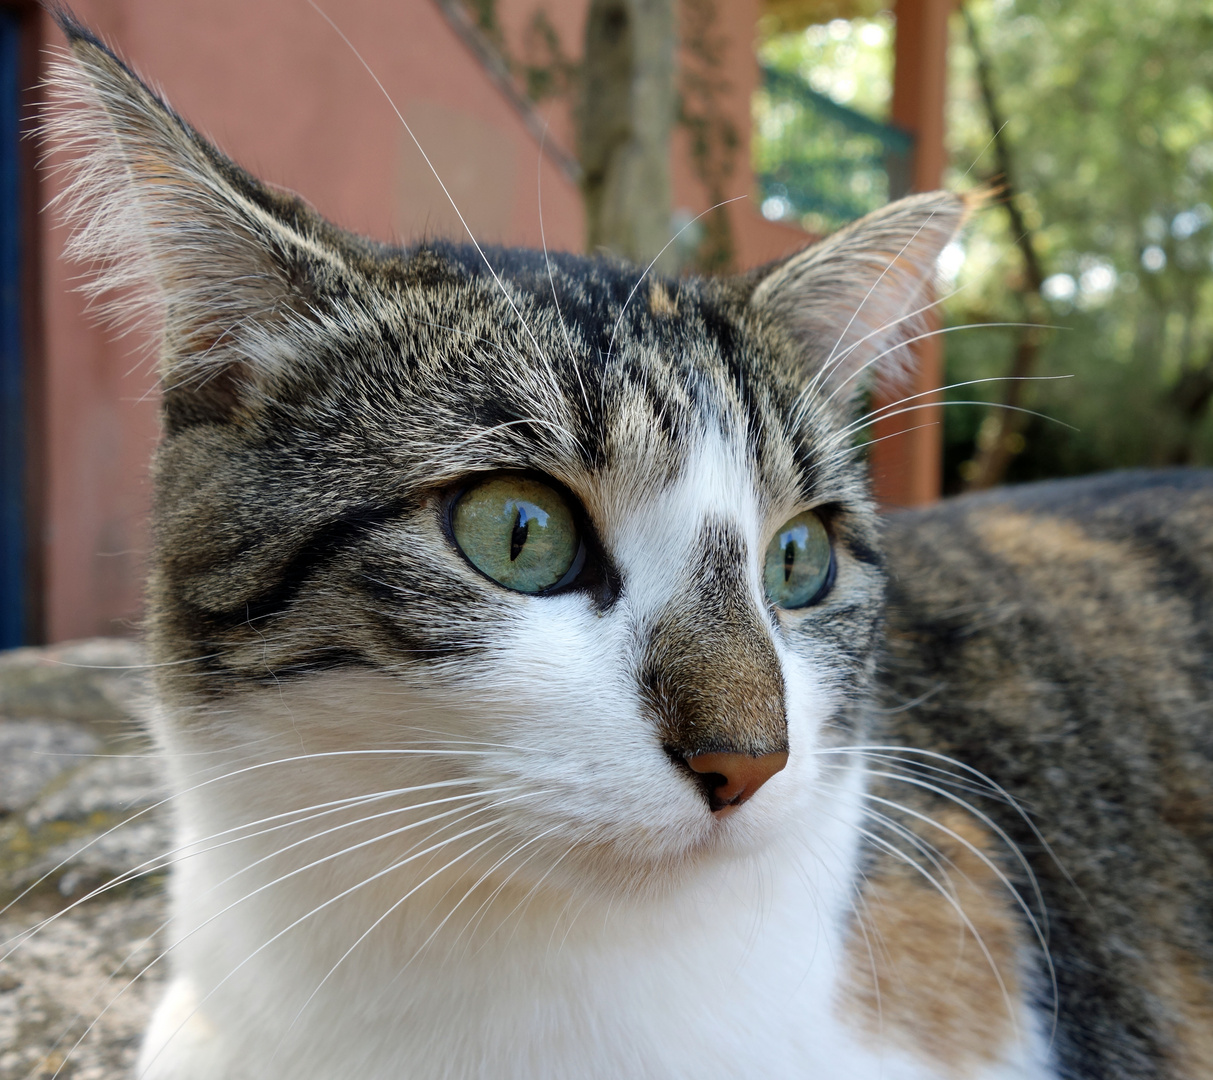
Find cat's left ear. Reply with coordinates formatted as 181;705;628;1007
746;191;971;404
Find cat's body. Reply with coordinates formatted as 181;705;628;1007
875;472;1213;1078
38;12;1213;1079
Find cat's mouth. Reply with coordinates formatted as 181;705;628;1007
664;746;789;817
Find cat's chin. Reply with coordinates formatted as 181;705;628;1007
474;779;818;909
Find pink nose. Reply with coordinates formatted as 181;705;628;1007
686;751;788;816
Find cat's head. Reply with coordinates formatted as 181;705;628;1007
47;20;964;898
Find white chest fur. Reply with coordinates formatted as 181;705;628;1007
137;684;1048;1080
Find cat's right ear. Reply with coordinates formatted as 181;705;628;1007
43;12;342;425
745;191;971;409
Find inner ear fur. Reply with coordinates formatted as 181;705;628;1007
43;14;346;422
747;191;972;406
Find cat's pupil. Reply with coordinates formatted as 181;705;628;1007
784;540;796;583
510;508;530;562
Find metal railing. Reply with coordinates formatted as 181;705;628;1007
755;66;914;230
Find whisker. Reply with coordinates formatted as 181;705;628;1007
818;370;1068;467
847;775;1060;1039
438;415;583;453
302;2;553;380
52;793;528;1080
816;318;1064;416
1;779;480;959
824;750;1011;807
789;215;1056;428
800;202;953;412
846;817;1022;1046
603;194;747;369
856;806;994;969
281;819;563;1049
137;798;541;1079
861;774;1051;935
819;421;942;465
839;399;1077;445
537;123;592;420
829;371;1071;440
375;728;550;754
812;755;1061;1041
0;747;514;921
33;651;222;671
817;744;1078;895
445;828;564;955
469;833;583;957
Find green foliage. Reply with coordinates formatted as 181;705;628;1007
753;16;901;233
754;1;1213;483
944;0;1213;484
758;15;894;122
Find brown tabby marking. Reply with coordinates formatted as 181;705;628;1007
1150;948;1213;1078
973;509;1183;617
647;278;679;317
876;473;1213;1078
841;810;1025;1078
970;509;1199;672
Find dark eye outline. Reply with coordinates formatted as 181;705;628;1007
442;471;620;607
764;507;837;611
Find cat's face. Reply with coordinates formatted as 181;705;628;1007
50;24;964;900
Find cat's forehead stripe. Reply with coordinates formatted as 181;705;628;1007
365;255;843;515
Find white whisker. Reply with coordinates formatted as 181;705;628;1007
0;748;505;923
848;818;1022;1045
2;779;478;959
537;123;592;420
58;793;529;1080
281;818;563;1051
302;1;553;379
801;202;951;410
604;195;747;369
138;799;539;1079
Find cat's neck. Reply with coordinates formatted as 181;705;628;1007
146;680;873;1078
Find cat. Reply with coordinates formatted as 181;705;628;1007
38;9;1213;1079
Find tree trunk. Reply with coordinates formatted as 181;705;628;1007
578;0;676;269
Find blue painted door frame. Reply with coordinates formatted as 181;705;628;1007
0;9;25;647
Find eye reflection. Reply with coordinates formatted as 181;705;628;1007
451;475;579;594
763;511;833;608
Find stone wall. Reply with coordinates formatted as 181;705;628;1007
0;640;167;1080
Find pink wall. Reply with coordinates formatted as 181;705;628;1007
32;0;809;642
34;0;587;641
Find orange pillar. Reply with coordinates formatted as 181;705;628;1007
870;0;952;508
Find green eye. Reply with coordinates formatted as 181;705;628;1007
451;476;581;594
763;510;833;609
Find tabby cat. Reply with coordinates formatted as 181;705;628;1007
43;12;1213;1079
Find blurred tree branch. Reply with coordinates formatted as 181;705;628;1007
679;0;738;273
960;2;1050;492
578;0;676;267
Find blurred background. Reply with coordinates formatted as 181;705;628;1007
0;0;1208;646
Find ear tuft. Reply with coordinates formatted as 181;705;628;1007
749;191;971;407
42;16;339;421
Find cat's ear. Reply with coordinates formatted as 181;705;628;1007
44;14;341;424
746;191;970;405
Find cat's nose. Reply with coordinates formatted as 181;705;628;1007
685;750;788;816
